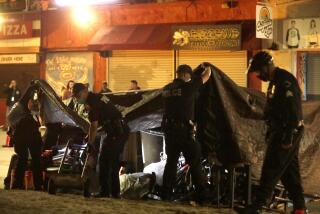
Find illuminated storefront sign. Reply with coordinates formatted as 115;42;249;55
55;0;119;7
0;21;33;39
172;24;241;51
0;54;38;64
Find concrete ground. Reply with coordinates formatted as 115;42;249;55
0;130;320;214
0;130;14;189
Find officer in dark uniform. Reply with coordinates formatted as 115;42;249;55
4;80;21;110
72;83;129;198
161;64;211;201
3;80;21;134
245;51;307;214
12;98;43;190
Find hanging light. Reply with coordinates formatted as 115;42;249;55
0;16;5;25
72;6;96;28
55;0;119;7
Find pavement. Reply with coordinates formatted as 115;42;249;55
0;130;14;189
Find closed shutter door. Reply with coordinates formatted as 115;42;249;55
109;50;174;91
177;50;247;87
307;54;320;100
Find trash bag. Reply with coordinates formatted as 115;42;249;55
120;172;155;199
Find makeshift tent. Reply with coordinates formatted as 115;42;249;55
7;63;320;194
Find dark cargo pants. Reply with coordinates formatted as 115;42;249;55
162;122;206;198
255;127;306;210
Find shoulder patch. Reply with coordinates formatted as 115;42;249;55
100;95;110;104
286;90;294;97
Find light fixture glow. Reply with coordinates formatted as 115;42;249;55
0;16;5;24
72;7;96;28
56;0;119;7
0;16;5;29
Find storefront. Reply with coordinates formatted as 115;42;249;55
0;15;41;125
89;23;249;92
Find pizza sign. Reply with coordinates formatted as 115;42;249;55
0;21;33;39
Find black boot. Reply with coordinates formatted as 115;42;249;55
93;191;110;198
235;205;263;214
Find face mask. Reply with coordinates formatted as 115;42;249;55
258;73;268;82
257;67;270;82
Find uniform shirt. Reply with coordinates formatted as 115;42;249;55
86;92;122;124
4;87;21;107
162;76;202;121
264;67;302;131
100;88;112;94
14;112;41;143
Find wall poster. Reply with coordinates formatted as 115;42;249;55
45;52;93;95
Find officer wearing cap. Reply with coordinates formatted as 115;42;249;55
161;64;211;201
72;83;129;198
244;51;306;214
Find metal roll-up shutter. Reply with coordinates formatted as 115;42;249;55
307;54;320;100
109;50;174;91
177;50;247;87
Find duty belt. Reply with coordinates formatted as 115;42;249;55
110;119;126;126
102;119;126;131
268;120;304;130
162;118;195;126
162;118;197;134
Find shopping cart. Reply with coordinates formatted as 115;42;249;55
46;139;91;197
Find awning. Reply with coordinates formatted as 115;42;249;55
88;24;173;51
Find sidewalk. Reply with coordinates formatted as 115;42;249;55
0;130;14;189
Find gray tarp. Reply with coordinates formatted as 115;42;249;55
8;80;90;133
193;64;320;194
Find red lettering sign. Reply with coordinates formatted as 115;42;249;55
0;21;33;39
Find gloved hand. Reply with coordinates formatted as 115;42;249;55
201;62;212;68
281;143;293;150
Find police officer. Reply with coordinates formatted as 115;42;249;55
245;51;307;214
12;98;43;190
4;80;21;111
161;64;211;201
3;80;21;132
72;83;129;198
